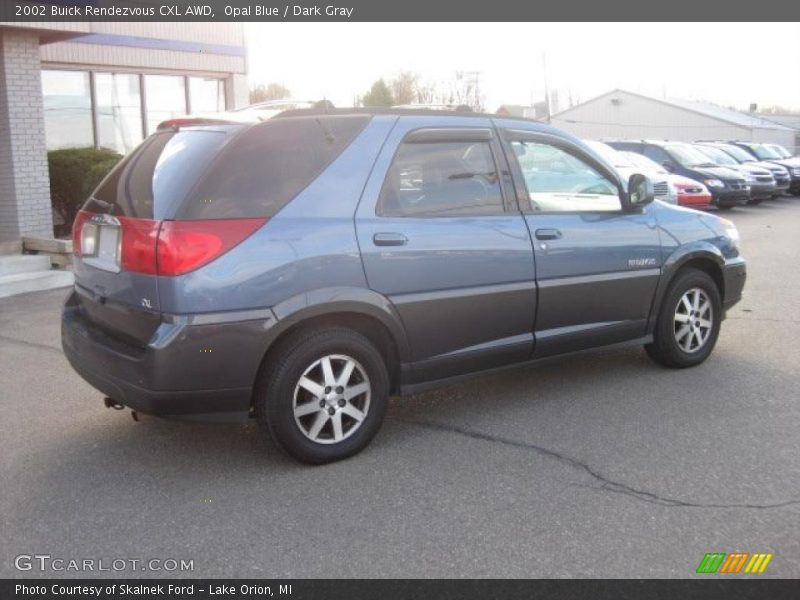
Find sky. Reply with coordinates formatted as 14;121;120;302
245;22;800;113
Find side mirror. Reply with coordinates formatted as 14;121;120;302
662;160;676;173
625;173;655;209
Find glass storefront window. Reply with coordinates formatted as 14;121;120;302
95;73;144;153
144;75;186;134
41;71;226;152
189;77;226;114
41;70;93;149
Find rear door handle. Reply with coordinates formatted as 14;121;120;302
373;233;408;246
535;228;562;240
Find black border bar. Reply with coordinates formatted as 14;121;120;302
3;0;800;21
3;579;800;600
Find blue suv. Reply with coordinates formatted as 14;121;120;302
62;110;746;463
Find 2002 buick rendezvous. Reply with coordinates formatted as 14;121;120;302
62;109;746;463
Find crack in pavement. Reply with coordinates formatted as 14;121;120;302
0;334;62;354
397;417;800;510
727;316;800;324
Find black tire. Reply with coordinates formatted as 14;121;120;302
255;327;389;464
645;268;722;369
716;204;733;211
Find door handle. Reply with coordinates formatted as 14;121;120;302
535;228;562;240
373;232;408;246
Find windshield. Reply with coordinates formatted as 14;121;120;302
694;145;738;167
620;151;666;174
751;144;781;160
583;140;634;168
715;144;755;163
666;145;717;168
768;144;792;158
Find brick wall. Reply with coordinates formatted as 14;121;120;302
0;29;53;242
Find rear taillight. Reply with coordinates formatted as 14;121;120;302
119;217;160;275
72;210;93;256
156;218;266;276
75;214;265;276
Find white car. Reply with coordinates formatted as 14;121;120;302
583;140;672;203
230;99;318;121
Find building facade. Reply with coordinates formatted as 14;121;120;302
0;22;248;243
551;89;799;154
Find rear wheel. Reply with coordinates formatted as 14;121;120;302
255;327;389;464
645;268;722;368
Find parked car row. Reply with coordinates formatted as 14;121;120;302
600;139;800;209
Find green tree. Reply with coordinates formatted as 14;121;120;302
361;79;394;107
249;82;291;104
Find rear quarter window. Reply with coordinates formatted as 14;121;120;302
177;115;370;219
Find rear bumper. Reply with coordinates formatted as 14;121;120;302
61;291;277;421
722;257;746;312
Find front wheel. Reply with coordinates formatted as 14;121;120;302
255;327;389;464
645;268;722;368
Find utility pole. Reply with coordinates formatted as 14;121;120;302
542;52;551;123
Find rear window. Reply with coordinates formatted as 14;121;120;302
85;115;369;220
87;127;238;219
177;115;368;219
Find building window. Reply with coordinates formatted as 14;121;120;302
41;70;228;152
189;77;226;114
42;70;93;150
144;75;187;134
95;73;143;153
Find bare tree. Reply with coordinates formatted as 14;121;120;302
249;82;291;104
390;72;419;105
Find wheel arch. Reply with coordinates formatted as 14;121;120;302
648;244;726;334
254;287;409;399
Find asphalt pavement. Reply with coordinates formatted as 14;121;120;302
1;197;799;578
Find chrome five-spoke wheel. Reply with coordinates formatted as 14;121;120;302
293;354;371;444
674;287;713;353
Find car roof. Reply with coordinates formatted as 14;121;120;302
274;106;542;124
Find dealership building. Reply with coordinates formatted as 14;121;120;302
0;21;248;244
552;89;800;155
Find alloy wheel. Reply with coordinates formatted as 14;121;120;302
673;287;713;353
292;354;371;444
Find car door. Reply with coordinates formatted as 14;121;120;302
499;127;662;358
355;117;536;385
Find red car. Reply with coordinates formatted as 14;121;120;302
671;176;713;208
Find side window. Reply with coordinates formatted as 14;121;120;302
508;140;620;212
378;141;504;217
643;146;669;164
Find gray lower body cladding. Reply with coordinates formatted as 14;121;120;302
61;291;276;421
